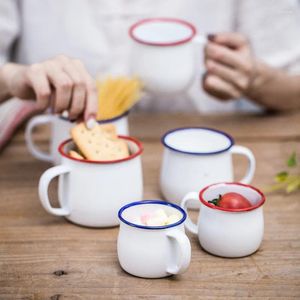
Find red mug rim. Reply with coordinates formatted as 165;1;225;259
129;18;197;46
58;136;143;164
199;182;266;212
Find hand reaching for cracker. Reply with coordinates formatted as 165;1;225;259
2;56;98;123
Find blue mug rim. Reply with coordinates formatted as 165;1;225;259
118;200;187;230
59;110;130;123
161;126;235;155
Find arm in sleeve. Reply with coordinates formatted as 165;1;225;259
0;0;20;65
236;0;300;73
0;0;20;101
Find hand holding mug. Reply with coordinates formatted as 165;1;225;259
1;55;98;121
129;18;206;94
203;32;257;100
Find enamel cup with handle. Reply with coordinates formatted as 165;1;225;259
25;111;129;165
160;127;256;209
129;18;205;94
38;137;143;227
118;200;191;278
181;182;265;258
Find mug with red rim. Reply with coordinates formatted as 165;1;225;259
25;111;130;165
181;182;266;258
38;136;143;227
129;17;206;94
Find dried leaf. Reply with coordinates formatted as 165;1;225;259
275;171;288;183
286;178;300;193
287;152;297;168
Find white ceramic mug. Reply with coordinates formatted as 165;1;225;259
117;200;191;278
25;111;129;164
181;182;265;258
129;18;205;94
38;136;143;227
160;127;256;209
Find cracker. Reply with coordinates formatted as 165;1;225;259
70;123;129;161
69;150;84;160
100;123;117;138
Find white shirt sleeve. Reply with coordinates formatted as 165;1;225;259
236;0;300;73
0;0;20;65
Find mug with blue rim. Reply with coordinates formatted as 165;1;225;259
160;127;256;209
25;111;129;164
117;200;191;278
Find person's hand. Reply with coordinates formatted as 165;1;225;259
203;32;257;100
2;55;98;121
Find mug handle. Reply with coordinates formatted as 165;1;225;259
181;192;199;235
38;165;71;216
166;230;191;275
192;35;207;45
230;145;256;184
25;115;54;162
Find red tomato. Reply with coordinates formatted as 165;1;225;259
208;192;252;209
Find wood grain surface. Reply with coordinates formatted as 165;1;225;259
0;112;299;300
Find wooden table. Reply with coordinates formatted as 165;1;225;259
1;112;300;299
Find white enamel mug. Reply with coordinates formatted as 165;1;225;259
25;111;129;164
160;127;256;209
118;200;191;278
129;18;205;94
38;137;143;227
181;182;265;258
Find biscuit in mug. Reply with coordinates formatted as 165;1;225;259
71;123;129;161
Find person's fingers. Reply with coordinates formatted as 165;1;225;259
83;79;98;122
71;59;98;122
69;85;86;120
205;59;249;91
57;56;87;119
44;60;73;113
205;42;250;71
202;73;230;101
208;32;248;49
25;64;51;110
203;74;241;100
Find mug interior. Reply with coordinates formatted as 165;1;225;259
119;200;186;229
200;183;265;212
59;110;129;123
58;136;143;164
130;18;196;46
162;127;234;155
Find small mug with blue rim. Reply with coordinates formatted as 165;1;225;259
117;200;191;278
